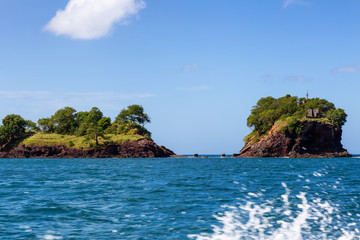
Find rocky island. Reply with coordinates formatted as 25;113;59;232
0;105;174;158
239;94;351;158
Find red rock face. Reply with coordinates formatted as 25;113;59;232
239;121;351;158
0;139;175;158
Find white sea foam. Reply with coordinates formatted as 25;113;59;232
188;183;359;240
313;172;323;177
37;234;63;240
19;225;30;229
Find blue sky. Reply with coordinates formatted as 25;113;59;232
0;0;359;154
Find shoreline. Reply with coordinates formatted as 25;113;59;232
0;138;174;159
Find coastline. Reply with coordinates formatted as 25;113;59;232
0;139;174;159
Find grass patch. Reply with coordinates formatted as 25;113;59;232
108;134;144;143
21;133;144;150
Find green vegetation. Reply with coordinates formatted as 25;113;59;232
74;107;110;146
0;114;36;150
108;105;152;138
0;104;151;150
21;133;144;150
116;104;150;126
245;94;347;143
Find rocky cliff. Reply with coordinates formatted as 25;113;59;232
239;120;351;158
0;138;175;158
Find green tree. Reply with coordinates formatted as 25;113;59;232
113;105;152;138
0;127;7;147
75;111;89;126
86;107;103;124
77;107;110;145
85;125;105;146
0;114;26;148
1;114;27;142
247;96;276;131
247;95;298;135
245;94;345;139
325;108;347;126
52;107;77;134
98;117;111;130
300;98;335;117
74;111;90;136
25;120;37;131
0;115;38;149
116;105;150;126
38;118;55;133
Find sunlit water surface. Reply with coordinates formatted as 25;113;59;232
0;157;359;239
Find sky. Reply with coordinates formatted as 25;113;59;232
0;0;359;154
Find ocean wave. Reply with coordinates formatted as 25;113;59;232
188;183;359;240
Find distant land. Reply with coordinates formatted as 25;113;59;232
0;105;174;158
0;96;352;158
239;94;351;158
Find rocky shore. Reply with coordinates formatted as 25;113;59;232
0;139;175;158
239;120;351;158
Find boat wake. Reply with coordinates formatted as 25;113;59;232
189;183;359;240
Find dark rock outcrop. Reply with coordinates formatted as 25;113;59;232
0;139;175;158
239;121;351;158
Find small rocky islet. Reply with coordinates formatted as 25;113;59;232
239;94;351;158
0;137;174;158
0;105;175;158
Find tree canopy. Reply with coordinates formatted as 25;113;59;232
116;105;150;126
0;105;153;148
247;94;347;136
1;114;27;141
0;114;35;148
75;107;111;146
52;107;77;135
38;118;55;133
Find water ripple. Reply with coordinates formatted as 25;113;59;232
0;157;358;239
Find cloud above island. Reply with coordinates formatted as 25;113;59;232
0;91;155;111
182;63;199;73
179;85;211;92
0;91;154;100
283;0;310;8
0;90;156;121
259;74;273;83
285;75;310;82
333;64;360;73
44;0;146;39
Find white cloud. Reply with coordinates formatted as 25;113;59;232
44;0;146;39
259;74;273;83
0;91;155;109
333;64;360;73
179;85;211;91
0;90;156;121
0;91;154;100
283;0;309;8
183;63;199;73
0;91;51;99
69;92;155;100
286;75;309;82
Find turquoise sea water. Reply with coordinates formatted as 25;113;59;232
0;157;359;239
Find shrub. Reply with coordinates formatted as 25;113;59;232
244;94;346;140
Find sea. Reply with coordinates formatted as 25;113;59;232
0;157;359;240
